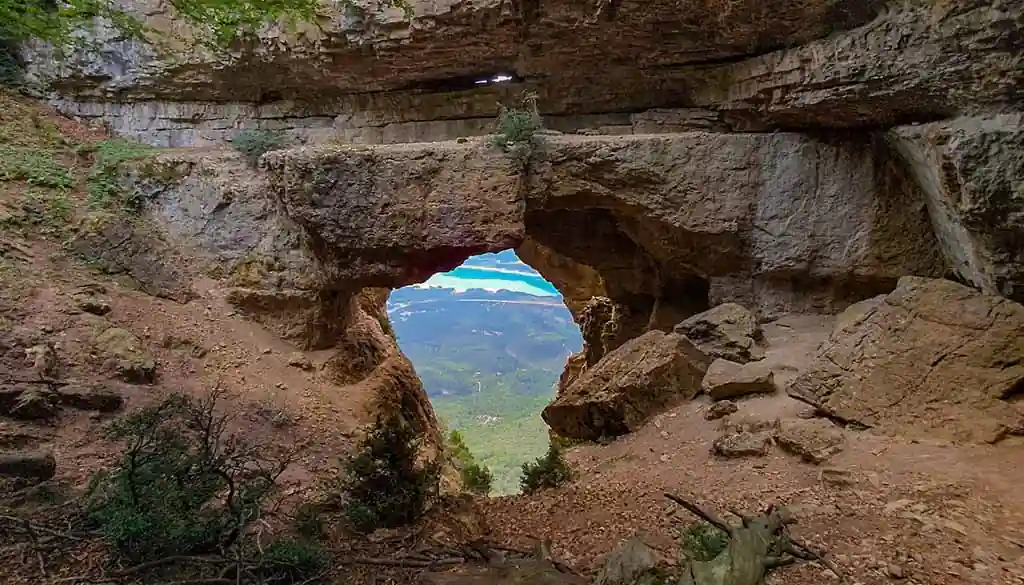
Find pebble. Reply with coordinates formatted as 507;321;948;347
888;564;906;579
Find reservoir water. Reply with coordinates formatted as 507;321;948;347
414;251;559;297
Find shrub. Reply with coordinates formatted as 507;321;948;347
85;389;292;562
519;440;572;495
340;414;439;533
0;145;73;189
679;521;728;562
460;461;494;496
231;128;286;167
488;91;543;165
446;429;493;496
261;537;329;583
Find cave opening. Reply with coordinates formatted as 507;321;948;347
386;250;583;496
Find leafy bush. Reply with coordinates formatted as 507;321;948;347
488;91;543;165
85;389;292;562
231;128;286;167
261;537;329;583
79;139;154;211
461;461;494;496
519;440;572;495
339;414;439;533
446;430;493;496
679;521;728;562
0;145;73;189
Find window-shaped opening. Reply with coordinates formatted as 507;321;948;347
387;250;582;495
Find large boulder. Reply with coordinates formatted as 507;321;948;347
701;358;777;401
542;331;712;440
789;277;1024;442
674;304;764;363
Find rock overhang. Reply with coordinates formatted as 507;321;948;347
262;131;949;326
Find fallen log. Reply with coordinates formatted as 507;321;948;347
665;493;846;585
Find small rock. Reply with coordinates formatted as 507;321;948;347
58;385;124;412
261;348;272;355
71;284;112;315
705;400;738;420
275;382;286;390
595;535;662;585
0;451;56;480
819;467;856;487
712;430;772;458
775;419;846;464
701;358;777;400
887;564;906;579
94;327;157;384
25;343;58;378
287;353;314;371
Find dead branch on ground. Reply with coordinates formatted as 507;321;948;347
665;493;847;585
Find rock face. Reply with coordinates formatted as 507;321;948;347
264;143;523;289
267;133;947;335
789;277;1024;442
542;331;711;440
889;115;1024;303
701;359;777;401
675;304;765;364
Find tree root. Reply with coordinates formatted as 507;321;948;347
665;493;847;585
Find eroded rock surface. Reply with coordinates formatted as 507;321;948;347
675;304;764;364
542;330;711;440
789;277;1024;442
889;115;1024;303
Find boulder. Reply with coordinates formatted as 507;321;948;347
705;400;738;421
542;331;712;441
774;419;845;465
595;536;664;585
701;359;777;401
93;327;157;384
57;385;124;412
674;304;764;364
789;277;1024;442
0;451;56;480
711;430;773;458
0;387;59;421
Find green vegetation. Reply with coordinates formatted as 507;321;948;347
446;430;493;496
261;537;329;583
79;139;154;210
231;127;286;167
338;414;439;533
434;390;553;495
489;91;544;165
520;440;573;495
0;145;73;189
84;389;291;562
0;0;412;53
679;521;729;562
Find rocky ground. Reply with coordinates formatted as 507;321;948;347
481;316;1024;585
